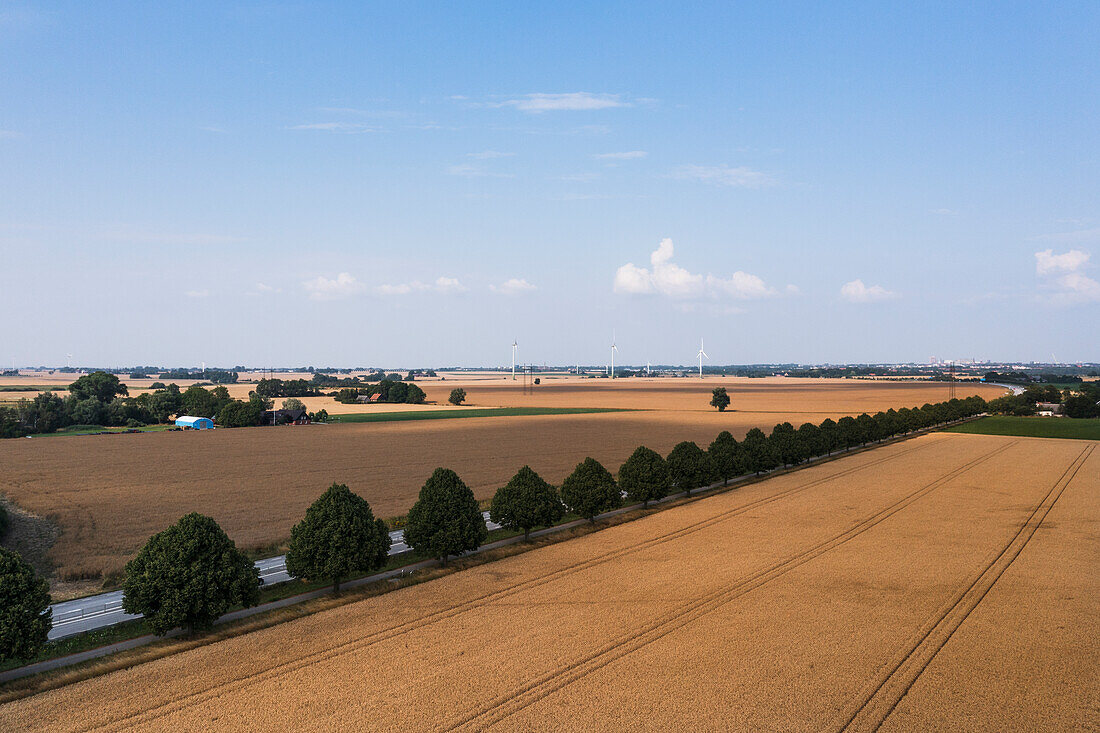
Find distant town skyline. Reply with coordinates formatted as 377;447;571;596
2;2;1098;365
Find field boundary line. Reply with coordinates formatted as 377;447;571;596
440;443;1018;732
831;443;1094;733
79;439;952;732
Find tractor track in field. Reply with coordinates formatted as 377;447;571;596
831;443;1095;733
82;439;944;732
439;442;1018;732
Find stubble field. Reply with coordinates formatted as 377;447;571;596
2;432;1093;731
0;379;1005;585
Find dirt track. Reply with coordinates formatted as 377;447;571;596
3;433;1094;731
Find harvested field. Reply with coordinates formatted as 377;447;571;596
2;433;1094;731
0;380;1002;584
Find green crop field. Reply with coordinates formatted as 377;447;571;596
328;407;634;424
945;416;1100;440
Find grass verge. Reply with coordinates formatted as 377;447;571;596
944;415;1100;440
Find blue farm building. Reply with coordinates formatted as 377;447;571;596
175;416;214;430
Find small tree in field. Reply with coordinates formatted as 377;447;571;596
710;387;731;411
449;388;467;406
122;513;259;635
618;446;670;508
282;397;305;411
490;466;564;541
0;548;51;663
560;458;621;521
667;441;715;495
286;483;391;594
405;468;487;565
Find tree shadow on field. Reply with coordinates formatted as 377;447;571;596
0;496;59;578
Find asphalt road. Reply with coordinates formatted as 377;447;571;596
47;512;501;640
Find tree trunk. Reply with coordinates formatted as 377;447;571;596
524;528;530;542
440;555;447;567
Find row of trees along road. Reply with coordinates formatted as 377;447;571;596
0;395;986;659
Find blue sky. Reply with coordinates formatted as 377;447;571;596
2;2;1098;368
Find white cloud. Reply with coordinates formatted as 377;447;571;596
1035;248;1089;275
467;150;514;159
1050;272;1100;304
303;272;365;300
501;92;627;112
1034;249;1100;304
613;239;778;300
375;277;467;296
248;282;281;296
671;164;773;188
594;151;647;160
184;289;209;298
840;279;897;303
287;122;378;133
446;164;514;178
490;278;537;295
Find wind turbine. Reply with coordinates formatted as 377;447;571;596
511;340;518;380
697;339;708;378
66;353;73;369
610;333;618;379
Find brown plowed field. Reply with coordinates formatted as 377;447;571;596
0;380;1003;583
3;433;1095;731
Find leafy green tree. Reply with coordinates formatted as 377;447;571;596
286;483;391;593
0;406;27;438
122;513;260;635
217;400;263;428
742;427;779;474
710;387;731;411
405;468;487;565
489;466;564;541
180;385;219;417
618;446;671;507
667;441;715;495
404;383;427;404
334;388;362;404
69;371;128;402
449;388;467;406
837;416;861;451
856;413;875;444
0;548;52;663
281;397;305;411
560;458;621;521
22;392;67;433
770;422;806;466
0;502;8;538
708;431;741;484
797;422;822;459
817;418;839;454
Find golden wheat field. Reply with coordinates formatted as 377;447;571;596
0;380;1003;585
2;432;1094;731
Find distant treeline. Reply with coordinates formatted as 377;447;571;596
157;368;239;384
0;372;321;438
333;380;427;405
987;382;1100;418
